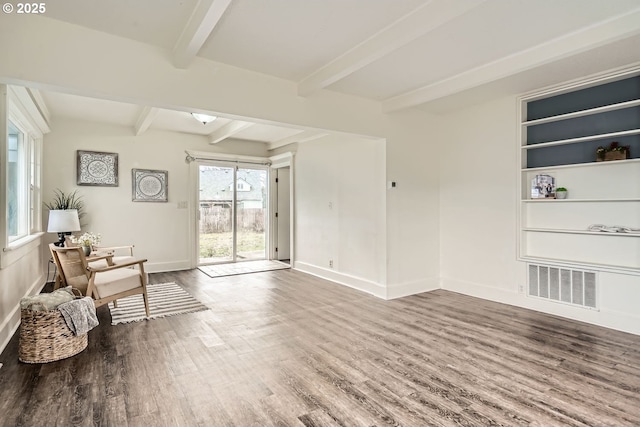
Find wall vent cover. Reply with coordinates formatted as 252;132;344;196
527;264;597;309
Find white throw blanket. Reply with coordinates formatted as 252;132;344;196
58;297;99;336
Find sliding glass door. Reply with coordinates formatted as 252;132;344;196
235;167;267;261
198;163;267;265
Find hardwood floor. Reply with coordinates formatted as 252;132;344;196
1;268;639;426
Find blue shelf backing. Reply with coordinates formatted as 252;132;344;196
527;76;640;121
526;134;639;168
524;73;640;168
527;107;640;145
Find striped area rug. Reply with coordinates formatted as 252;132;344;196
107;282;208;325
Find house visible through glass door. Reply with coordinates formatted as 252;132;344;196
198;164;267;265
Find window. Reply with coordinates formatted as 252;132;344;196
8;121;27;242
2;89;43;253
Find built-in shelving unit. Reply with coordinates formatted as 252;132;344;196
518;66;640;274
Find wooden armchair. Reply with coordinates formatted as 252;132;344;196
49;244;150;317
64;236;136;266
91;245;137;269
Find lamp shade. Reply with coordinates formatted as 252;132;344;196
47;209;81;233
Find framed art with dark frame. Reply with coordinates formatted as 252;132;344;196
77;150;119;186
132;169;168;202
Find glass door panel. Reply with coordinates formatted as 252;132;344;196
198;164;268;265
235;167;267;261
198;165;234;264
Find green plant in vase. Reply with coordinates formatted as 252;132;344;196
556;187;568;199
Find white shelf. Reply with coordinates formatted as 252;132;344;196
521;129;640;150
523;227;640;237
522;157;640;172
522;198;640;203
522;99;640;127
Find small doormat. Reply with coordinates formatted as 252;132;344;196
198;260;290;278
108;282;208;325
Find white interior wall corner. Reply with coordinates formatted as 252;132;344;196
384;110;441;293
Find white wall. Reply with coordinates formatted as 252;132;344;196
0;86;47;355
293;134;387;297
384;111;441;298
42;118;269;272
0;240;44;353
438;96;640;335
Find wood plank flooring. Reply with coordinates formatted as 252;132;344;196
1;268;639;426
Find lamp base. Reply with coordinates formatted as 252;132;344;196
54;233;67;247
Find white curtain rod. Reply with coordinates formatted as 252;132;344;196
184;152;271;166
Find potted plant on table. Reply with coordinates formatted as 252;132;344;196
44;189;86;246
70;232;101;255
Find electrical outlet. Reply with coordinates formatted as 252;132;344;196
329;260;333;268
519;284;524;293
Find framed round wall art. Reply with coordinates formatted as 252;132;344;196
77;150;119;186
132;169;168;202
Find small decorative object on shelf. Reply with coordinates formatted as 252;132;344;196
531;174;555;199
588;224;640;234
596;142;630;162
555;187;568;199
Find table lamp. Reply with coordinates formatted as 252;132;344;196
47;209;81;246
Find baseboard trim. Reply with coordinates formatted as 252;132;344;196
146;260;191;273
0;274;46;356
441;276;640;336
294;261;386;298
386;277;440;300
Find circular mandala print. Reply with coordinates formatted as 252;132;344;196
87;160;109;178
138;175;163;197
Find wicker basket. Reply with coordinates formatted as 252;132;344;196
19;304;88;364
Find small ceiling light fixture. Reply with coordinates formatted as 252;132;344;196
191;112;217;125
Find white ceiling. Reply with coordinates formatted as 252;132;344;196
35;0;640;145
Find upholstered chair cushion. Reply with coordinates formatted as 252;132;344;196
92;268;144;299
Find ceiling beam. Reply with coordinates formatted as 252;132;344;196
209;120;254;144
173;0;233;69
382;7;640;113
297;0;486;97
134;106;159;136
26;88;51;126
267;130;328;151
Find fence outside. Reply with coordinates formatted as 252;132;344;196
199;206;265;233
